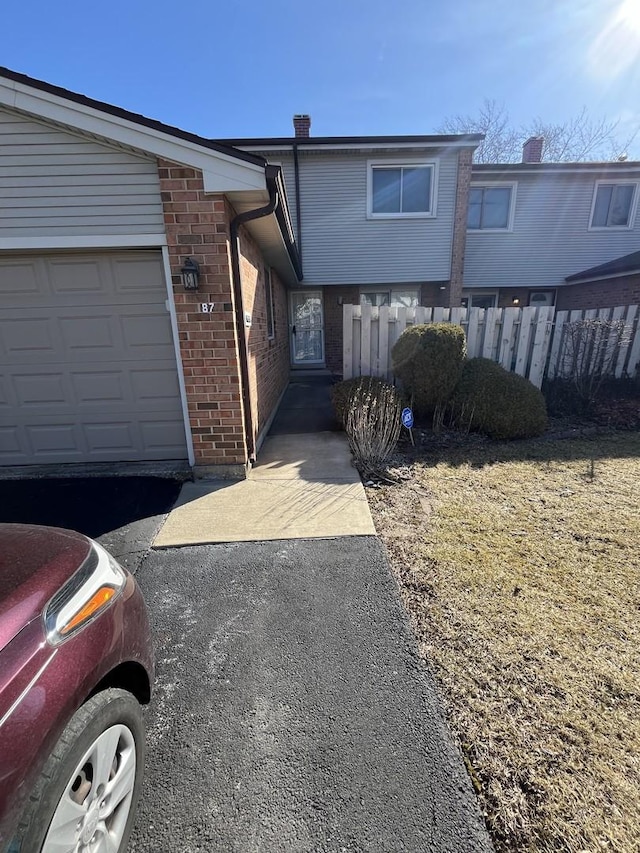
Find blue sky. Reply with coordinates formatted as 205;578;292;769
2;0;639;152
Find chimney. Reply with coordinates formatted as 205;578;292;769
293;114;311;138
522;136;544;163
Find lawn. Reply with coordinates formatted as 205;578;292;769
367;431;640;853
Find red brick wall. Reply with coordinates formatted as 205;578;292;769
159;159;246;471
420;283;448;308
556;275;640;310
235;216;290;447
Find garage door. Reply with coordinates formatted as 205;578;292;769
0;251;188;465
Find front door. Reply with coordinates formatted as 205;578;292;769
290;291;325;365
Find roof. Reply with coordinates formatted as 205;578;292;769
566;251;640;283
215;133;484;149
0;66;265;168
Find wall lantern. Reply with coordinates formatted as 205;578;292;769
511;296;520;305
181;257;200;291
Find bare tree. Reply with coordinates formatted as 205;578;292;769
438;99;637;163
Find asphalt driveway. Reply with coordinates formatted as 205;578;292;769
0;477;492;851
129;536;492;853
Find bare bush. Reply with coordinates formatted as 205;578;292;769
560;318;630;404
345;380;403;475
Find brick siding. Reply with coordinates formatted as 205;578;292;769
556;275;640;310
235;212;290;447
448;149;473;307
160;159;290;474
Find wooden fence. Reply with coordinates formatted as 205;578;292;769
342;304;640;388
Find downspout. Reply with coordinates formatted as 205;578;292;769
293;142;303;259
229;165;279;466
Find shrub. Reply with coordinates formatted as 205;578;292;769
344;379;404;474
331;375;397;427
451;358;548;440
391;323;466;424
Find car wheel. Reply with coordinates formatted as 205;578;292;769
12;688;145;853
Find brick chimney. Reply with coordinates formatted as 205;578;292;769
293;114;311;138
522;136;544;163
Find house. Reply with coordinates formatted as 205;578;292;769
225;120;640;373
0;66;301;477
2;67;638;478
464;140;640;311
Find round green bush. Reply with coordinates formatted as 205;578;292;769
391;323;466;414
451;358;548;440
332;376;401;427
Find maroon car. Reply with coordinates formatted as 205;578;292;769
0;524;154;853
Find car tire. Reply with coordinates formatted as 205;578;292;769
11;688;145;853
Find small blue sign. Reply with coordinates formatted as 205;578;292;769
401;407;414;429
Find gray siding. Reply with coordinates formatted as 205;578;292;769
261;150;458;285
0;107;164;238
464;170;640;289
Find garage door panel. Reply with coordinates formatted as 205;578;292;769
13;373;67;407
1;250;188;465
2;317;56;356
49;259;105;295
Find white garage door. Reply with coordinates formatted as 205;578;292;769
0;251;188;465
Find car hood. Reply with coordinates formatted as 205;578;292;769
0;524;92;650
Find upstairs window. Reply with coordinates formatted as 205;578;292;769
468;185;514;230
368;163;435;217
590;183;637;228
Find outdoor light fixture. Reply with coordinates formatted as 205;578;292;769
512;296;520;305
181;257;200;291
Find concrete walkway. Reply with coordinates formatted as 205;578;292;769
153;432;375;547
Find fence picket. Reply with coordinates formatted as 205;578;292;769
514;307;536;376
529;306;554;387
546;309;568;379
466;308;481;357
625;309;640;378
343;303;354;379
360;302;372;376
482;307;500;359
615;305;638;378
499;307;517;370
378;305;390;379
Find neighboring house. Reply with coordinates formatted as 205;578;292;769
220;116;482;372
0;67;301;476
464;141;640;311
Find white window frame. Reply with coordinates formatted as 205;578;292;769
359;286;420;307
467;182;517;233
367;158;438;219
461;290;499;309
265;267;275;340
588;180;638;231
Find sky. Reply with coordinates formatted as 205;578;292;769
1;0;639;154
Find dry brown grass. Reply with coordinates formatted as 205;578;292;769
368;432;640;853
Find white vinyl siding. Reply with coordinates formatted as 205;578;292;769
256;150;457;285
464;169;640;290
0;106;164;239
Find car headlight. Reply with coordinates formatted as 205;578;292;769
44;541;126;646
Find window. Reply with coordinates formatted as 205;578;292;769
461;292;498;310
468;185;514;230
590;182;637;228
360;288;419;308
368;162;435;216
528;291;555;307
265;268;275;339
